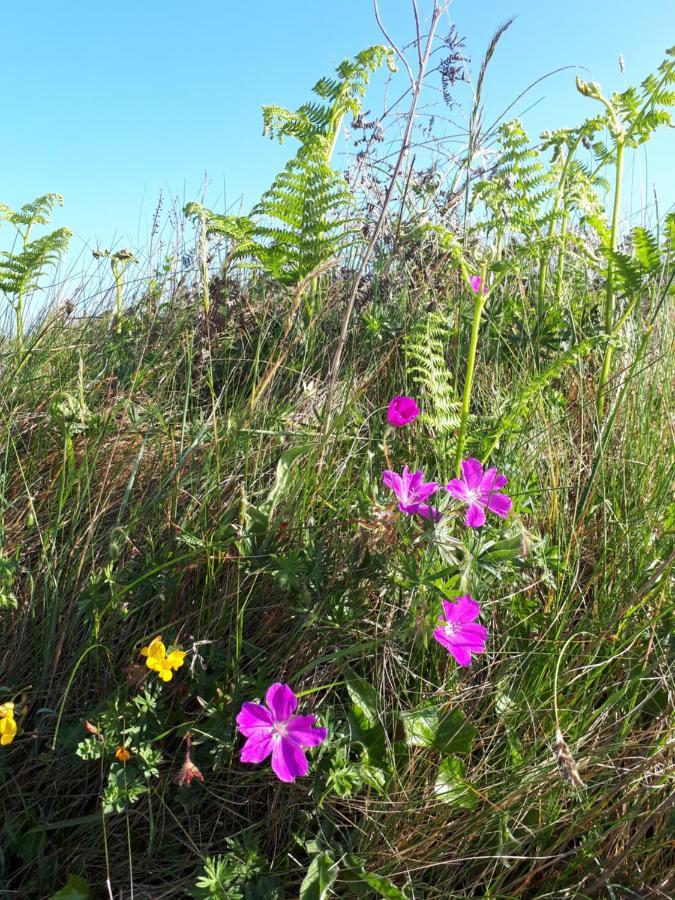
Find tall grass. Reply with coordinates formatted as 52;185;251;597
0;14;673;900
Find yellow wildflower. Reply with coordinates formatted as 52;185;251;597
0;702;15;718
115;745;131;763
0;714;17;746
140;636;185;682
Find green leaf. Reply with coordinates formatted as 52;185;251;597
432;709;477;756
401;704;439;747
401;704;476;755
261;444;313;517
345;667;378;728
434;757;477;809
50;874;91;900
299;851;338;900
344;854;409;898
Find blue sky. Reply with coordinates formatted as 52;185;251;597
2;0;673;256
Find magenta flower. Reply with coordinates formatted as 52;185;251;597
387;395;420;427
469;275;482;293
382;465;442;521
433;594;488;666
236;683;327;783
445;458;512;528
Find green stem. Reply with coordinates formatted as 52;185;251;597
455;263;487;475
597;138;625;417
554;208;569;309
15;295;23;354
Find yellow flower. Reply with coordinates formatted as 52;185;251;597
115;745;131;763
0;702;15;718
140;636;185;682
167;649;186;669
141;635;166;668
0;715;17;746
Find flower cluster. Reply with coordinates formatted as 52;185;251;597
140;636;186;682
0;702;17;746
383;457;511;529
379;397;515;666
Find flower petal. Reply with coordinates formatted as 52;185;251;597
419;503;441;522
461;458;483;489
450;643;473;666
382;470;402;497
465;502;486;528
286;715;327;747
445;478;471;501
387;396;419;427
479;467;508;494
271;736;309;782
265;683;298;722
240;732;274;764
452;594;481;624
433;627;454;652
456;622;488;647
236;701;274;736
486;491;512;519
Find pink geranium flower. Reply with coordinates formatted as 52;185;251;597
446;458;512;528
382;466;441;521
387;395;420;427
469;275;482;293
433;594;488;666
236;683;327;783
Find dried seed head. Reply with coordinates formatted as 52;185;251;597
554;729;584;788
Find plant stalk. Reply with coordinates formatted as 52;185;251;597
455;263;487;475
597;138;625;416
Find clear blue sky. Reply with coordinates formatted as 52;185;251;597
2;0;673;256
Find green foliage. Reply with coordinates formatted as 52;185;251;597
1;33;673;900
192;836;282;899
186;46;391;285
299;850;337;900
484;336;602;456
434;756;476;809
401;704;476;755
404;312;461;432
49;874;91;899
0;193;71;348
75;687;164;814
473;119;552;241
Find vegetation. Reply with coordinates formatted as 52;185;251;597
1;6;673;898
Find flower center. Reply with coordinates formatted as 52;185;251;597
443;621;458;638
273;721;288;738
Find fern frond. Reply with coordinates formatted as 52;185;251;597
405;313;461;433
